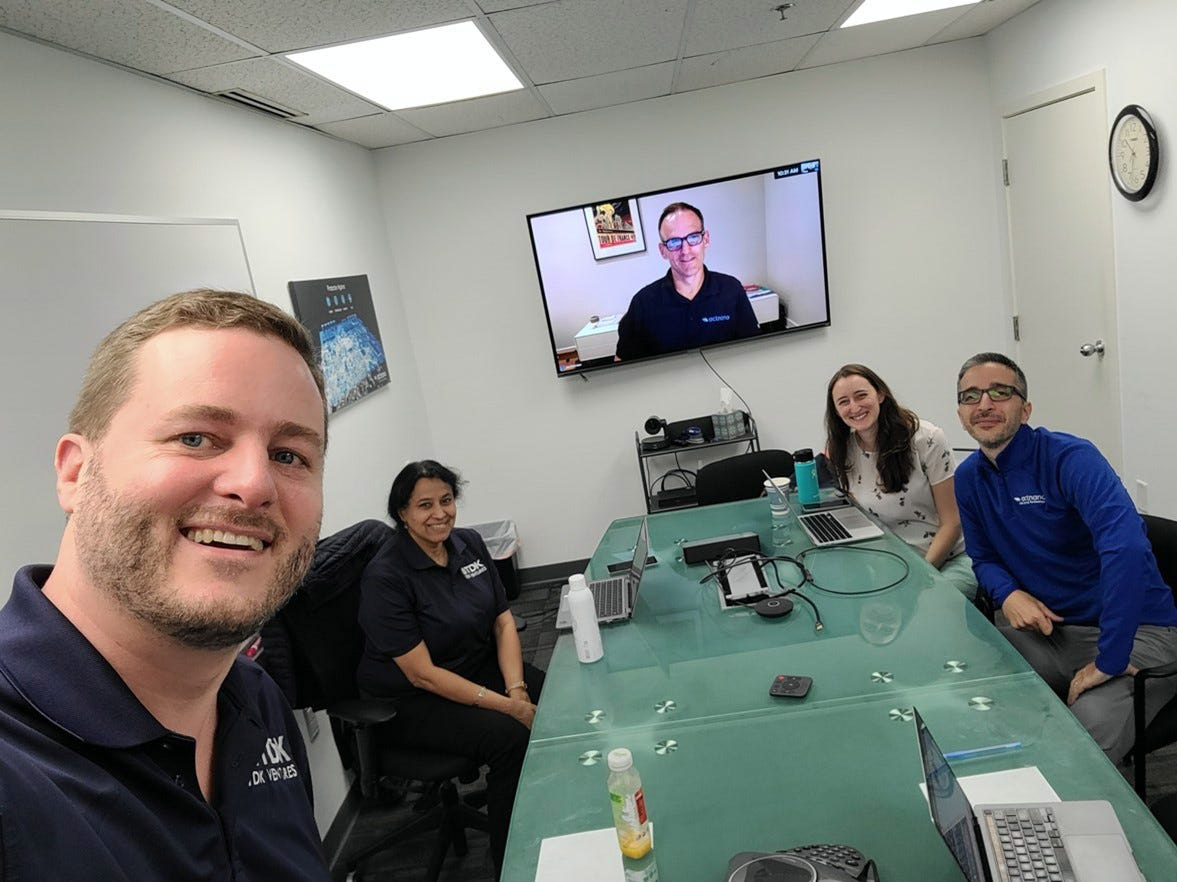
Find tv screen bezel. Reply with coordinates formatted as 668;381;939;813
526;158;832;379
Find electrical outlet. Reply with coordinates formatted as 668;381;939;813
1136;479;1149;513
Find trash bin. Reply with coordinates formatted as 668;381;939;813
468;519;521;601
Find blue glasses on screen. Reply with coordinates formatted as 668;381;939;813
661;231;705;251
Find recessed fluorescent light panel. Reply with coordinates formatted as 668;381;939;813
286;21;523;110
842;0;980;28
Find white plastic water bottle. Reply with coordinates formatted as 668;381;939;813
567;574;604;663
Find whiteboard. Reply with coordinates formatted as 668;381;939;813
0;212;255;598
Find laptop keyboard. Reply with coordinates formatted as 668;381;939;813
983;808;1075;882
800;512;852;543
591;577;627;619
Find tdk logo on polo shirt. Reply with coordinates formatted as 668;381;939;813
1014;494;1047;506
701;314;731;323
461;559;488;579
249;735;300;788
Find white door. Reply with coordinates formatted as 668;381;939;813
1002;74;1122;470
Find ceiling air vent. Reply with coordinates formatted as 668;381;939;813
216;89;303;119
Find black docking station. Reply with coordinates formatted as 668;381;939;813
682;532;761;565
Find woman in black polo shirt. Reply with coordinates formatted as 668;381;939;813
356;460;545;877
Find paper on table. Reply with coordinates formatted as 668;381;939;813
535;824;655;882
918;766;1061;819
534;828;623;882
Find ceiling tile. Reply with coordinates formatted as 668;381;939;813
676;33;820;94
474;0;553;12
539;62;674;115
489;0;688;84
683;0;853;57
315;113;432;149
797;7;965;69
396;88;550;137
166;57;384;125
929;0;1041;43
166;0;472;53
0;0;257;74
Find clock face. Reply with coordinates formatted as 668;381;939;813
1109;105;1159;201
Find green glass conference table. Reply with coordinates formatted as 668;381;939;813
503;498;1177;880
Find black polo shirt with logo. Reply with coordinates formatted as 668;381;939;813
356;527;508;698
0;566;329;881
615;267;761;361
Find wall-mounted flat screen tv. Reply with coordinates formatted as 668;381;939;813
527;159;830;377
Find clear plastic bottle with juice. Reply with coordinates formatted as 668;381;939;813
607;748;660;880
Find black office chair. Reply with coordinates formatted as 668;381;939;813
1149;792;1177;844
1130;513;1177;797
694;449;794;506
260;519;488;882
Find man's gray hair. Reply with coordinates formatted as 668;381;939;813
957;352;1028;398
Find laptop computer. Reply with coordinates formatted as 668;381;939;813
913;707;1143;882
795;497;883;546
555;518;650;629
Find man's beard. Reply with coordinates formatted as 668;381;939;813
71;459;317;651
973;418;1020;451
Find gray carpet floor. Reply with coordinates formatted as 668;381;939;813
334;580;1177;880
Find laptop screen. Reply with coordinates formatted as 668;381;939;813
627;519;649;604
913;708;989;882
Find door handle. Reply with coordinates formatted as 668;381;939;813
1079;340;1105;358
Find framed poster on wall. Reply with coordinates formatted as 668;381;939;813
287;274;389;415
583;198;645;260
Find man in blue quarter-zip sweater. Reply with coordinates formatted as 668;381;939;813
953;352;1177;762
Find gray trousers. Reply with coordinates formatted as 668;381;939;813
998;623;1177;763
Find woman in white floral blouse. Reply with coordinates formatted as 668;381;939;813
824;363;976;599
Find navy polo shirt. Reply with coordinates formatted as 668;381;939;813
0;566;329;881
356;527;508;698
615;267;760;360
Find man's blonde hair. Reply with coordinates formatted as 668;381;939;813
69;289;327;444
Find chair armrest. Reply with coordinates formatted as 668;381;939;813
326;698;398;727
1135;658;1177;682
325;698;398;799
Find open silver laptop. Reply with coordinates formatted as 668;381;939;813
556;518;649;628
796;497;883;546
914;707;1142;882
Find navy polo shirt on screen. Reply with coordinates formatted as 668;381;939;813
615;267;760;361
356;527;509;698
0;566;329;881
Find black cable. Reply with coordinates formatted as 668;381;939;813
796;546;910;595
698;349;753;419
672;452;695;486
700;551;825;632
649;468;696;497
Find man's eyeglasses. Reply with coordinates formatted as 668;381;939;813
661;231;705;251
957;384;1025;406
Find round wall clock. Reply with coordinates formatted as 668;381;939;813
1108;104;1159;201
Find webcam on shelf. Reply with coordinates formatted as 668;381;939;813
640;415;670;452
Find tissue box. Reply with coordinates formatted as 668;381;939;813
712;411;746;440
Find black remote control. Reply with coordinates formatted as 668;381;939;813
769;674;812;698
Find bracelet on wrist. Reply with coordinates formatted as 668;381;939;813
506;680;528;695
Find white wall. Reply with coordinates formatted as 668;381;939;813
0;30;431;834
765;171;827;326
375;39;1011;567
986;0;1177;519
